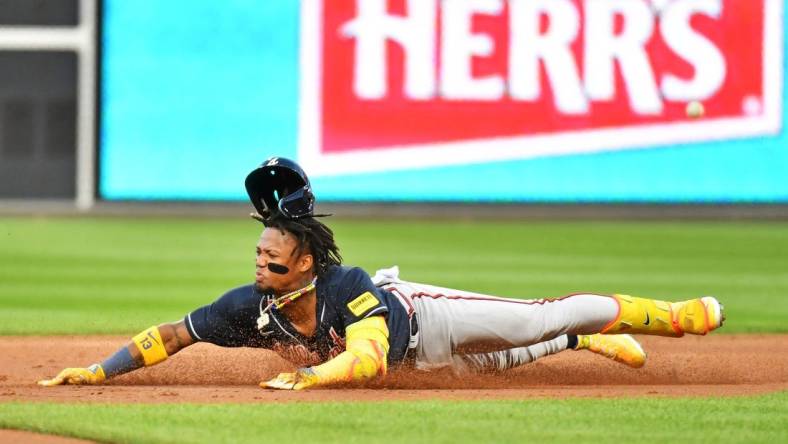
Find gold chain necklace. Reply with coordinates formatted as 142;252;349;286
272;278;317;309
257;278;318;331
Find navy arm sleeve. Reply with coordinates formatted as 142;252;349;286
184;285;260;347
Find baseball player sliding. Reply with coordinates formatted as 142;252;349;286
39;158;724;389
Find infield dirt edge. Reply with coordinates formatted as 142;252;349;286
1;334;786;404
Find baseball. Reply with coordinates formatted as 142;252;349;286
686;101;705;118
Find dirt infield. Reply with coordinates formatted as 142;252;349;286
1;335;786;404
0;429;95;444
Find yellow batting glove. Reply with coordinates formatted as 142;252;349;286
262;372;296;390
291;368;320;390
38;364;106;387
261;368;320;391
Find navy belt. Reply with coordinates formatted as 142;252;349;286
398;313;420;367
408;313;419;349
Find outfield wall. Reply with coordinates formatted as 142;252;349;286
100;0;787;204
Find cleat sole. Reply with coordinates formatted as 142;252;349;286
701;296;724;331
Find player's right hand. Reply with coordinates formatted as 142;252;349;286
262;372;298;390
37;364;106;386
261;368;321;390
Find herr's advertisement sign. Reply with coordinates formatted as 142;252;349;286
299;0;783;177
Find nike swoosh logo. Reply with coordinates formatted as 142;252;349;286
644;312;651;326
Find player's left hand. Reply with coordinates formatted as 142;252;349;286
38;364;106;386
261;368;320;390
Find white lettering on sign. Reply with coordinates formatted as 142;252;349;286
340;0;436;100
660;0;726;101
340;0;729;115
584;0;662;114
440;0;504;100
509;0;588;113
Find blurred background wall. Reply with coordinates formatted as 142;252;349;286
0;0;786;208
0;0;80;199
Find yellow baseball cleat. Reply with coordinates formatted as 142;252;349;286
602;294;725;337
575;334;646;368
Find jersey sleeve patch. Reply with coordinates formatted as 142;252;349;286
347;291;380;317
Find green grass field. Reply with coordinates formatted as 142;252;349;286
2;393;787;444
1;217;786;334
1;217;787;443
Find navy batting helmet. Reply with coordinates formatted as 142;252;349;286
245;157;315;220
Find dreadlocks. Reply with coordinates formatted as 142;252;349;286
261;214;342;277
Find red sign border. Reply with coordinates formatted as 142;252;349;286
298;0;783;177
